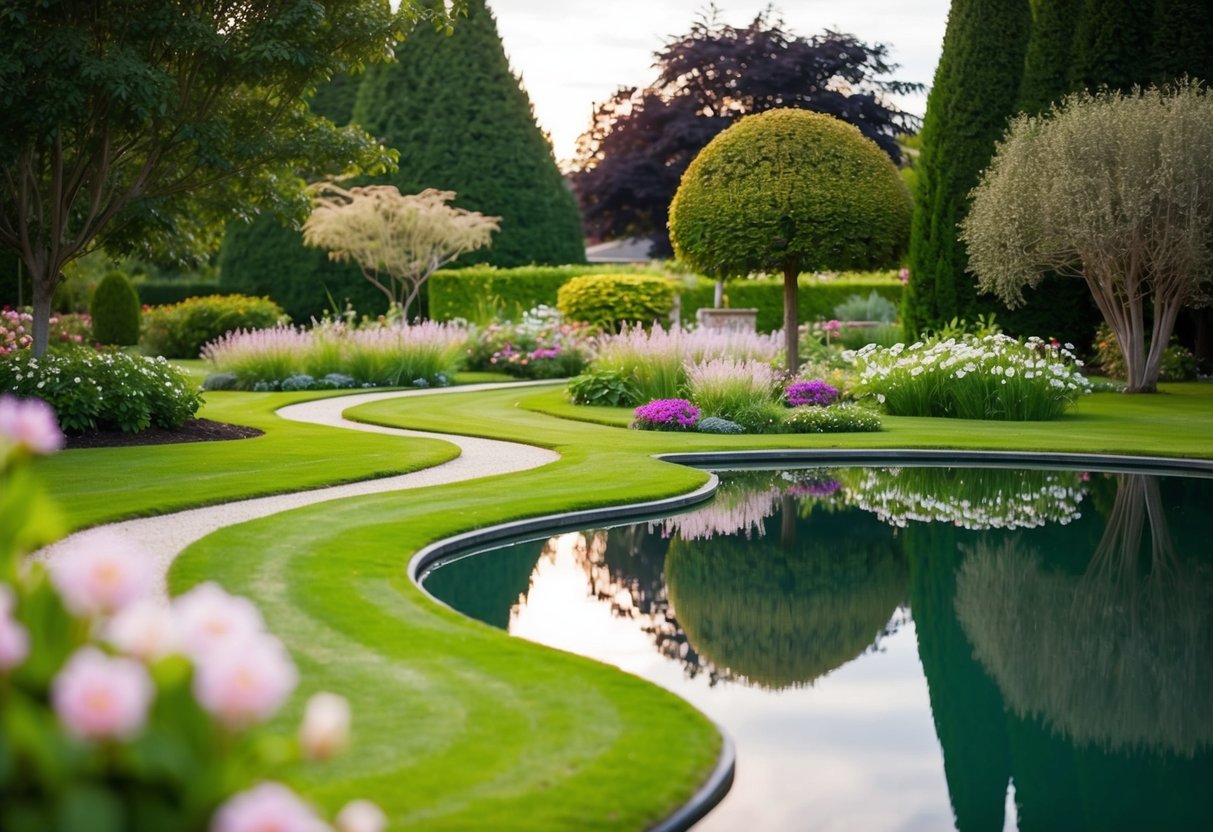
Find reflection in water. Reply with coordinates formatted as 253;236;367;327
422;467;1213;831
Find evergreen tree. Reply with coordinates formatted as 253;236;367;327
351;0;585;267
1151;0;1213;84
904;0;1032;336
1018;0;1083;114
1070;0;1155;92
309;71;363;126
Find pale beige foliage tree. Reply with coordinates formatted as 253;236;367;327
303;183;500;321
960;81;1213;393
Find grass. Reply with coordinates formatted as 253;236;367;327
30;378;1213;830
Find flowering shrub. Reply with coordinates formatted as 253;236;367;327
782;403;882;433
0;349;201;432
203;319;467;389
0;396;382;832
848;334;1090;420
141;294;286;359
785;379;839;407
1;308;91;356
465;306;596;380
631;398;700;431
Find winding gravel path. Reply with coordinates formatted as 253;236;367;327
36;384;560;600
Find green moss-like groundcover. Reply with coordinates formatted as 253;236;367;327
33;380;1213;830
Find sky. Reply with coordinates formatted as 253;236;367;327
483;0;953;164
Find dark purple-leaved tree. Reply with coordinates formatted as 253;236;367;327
570;6;921;256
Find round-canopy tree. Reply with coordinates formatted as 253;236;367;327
668;108;912;371
960;82;1213;393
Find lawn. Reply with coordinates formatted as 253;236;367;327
31;379;1213;830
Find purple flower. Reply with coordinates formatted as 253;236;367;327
787;479;842;497
530;347;562;360
632;398;700;430
785;380;839;407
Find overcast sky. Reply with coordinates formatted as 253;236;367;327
484;0;953;164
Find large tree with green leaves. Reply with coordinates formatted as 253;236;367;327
903;0;1032;338
0;0;466;356
351;0;584;268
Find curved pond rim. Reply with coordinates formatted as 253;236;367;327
405;447;1213;832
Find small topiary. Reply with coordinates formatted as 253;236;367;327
557;275;675;330
697;416;745;435
89;271;141;346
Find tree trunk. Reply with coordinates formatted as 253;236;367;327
30;264;58;358
713;279;724;309
783;263;799;374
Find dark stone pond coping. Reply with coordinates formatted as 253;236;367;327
407;448;1213;832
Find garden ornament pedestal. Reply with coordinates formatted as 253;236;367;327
696;308;758;332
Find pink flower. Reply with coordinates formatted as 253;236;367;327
335;800;387;832
0;612;30;671
822;319;842;334
104;599;179;662
51;647;154;741
50;531;154;617
898;267;910;285
193;634;298;729
0;394;64;455
210;782;323;832
299;692;350;761
172;582;265;659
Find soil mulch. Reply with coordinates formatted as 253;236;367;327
65;418;264;450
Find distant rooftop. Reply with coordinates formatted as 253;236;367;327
584;237;654;264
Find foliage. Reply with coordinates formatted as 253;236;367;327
141;295;286;360
1092;323;1198;383
302;184;499;322
1151;0;1213;85
0;397;380;832
1018;0;1083;115
722;401;789;434
556;275;676;330
464;306;596;380
724;272;903;333
833;290;899;324
566;370;641;408
695;416;744;435
0;0;454;356
631;399;700;431
849;334;1091;421
201;320;467;389
88;272;141;347
903;0;1032;337
782;404;882;433
2;310;89;357
685;358;780;424
0;350;200;433
570;7;921;254
960;82;1213;392
832;323;905;351
135;282;223;307
669;108;912;371
1070;0;1155;92
785;380;840;407
352;0;585;268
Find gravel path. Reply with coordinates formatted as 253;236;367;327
36;384;560;601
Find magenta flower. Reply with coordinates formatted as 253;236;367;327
632;398;700;431
785;380;840;407
50;531;154;617
51;647;154;741
193;634;298;729
210;782;321;832
898;267;910;285
0;394;64;455
822;319;842;334
172;582;266;659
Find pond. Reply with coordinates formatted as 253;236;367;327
421;465;1213;831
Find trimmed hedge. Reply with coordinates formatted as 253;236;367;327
725;273;902;333
557;275;675;329
141;294;287;359
136;282;225;307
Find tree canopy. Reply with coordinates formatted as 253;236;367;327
0;0;466;354
570;8;921;256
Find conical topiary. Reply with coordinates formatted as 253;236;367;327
89;270;141;346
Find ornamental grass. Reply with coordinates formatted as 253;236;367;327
686;358;780;423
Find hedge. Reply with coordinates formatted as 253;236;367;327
135;282;225;307
723;272;902;333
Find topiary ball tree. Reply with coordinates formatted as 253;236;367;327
89;270;141;347
669;108;911;372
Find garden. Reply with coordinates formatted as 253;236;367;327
2;1;1213;831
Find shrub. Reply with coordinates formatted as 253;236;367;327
849;334;1090;420
566;370;641;407
785;380;839;407
2;309;90;356
631;398;700;431
557;275;676;330
685;358;779;423
0;349;201;432
833;322;904;351
696;416;745;435
783;403;882;433
727;400;789;433
89;271;141;346
135;281;224;306
1092;323;1197;383
464;306;596;380
834;290;898;323
142;295;286;359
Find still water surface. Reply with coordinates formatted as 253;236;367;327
423;467;1213;831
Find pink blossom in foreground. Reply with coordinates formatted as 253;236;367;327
210;782;324;832
51;647;154;741
0;394;64;455
193;634;298;729
335;800;388;832
104;598;179;662
299;691;351;761
50;530;154;617
172;582;265;659
0;612;30;671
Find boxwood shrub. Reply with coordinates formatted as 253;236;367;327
142;295;286;359
557;275;676;329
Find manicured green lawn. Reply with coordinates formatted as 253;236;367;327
34;379;1213;830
